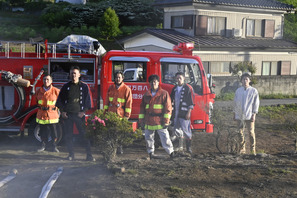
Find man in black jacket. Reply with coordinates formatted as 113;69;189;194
170;72;194;154
56;66;95;161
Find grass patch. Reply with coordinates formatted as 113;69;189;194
215;92;235;101
168;186;184;194
126;169;138;175
260;94;297;99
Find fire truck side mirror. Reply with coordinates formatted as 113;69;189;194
207;74;213;87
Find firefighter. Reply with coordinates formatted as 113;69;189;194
104;71;132;154
56;66;95;161
138;74;174;159
170;72;194;154
35;74;60;152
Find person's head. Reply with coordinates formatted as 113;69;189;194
175;72;185;86
43;74;53;88
114;71;124;86
148;75;160;91
70;66;81;83
241;73;251;88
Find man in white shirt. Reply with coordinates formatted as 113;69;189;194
234;73;260;155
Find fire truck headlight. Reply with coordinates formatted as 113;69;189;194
194;120;203;124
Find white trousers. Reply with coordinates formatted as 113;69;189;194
145;128;174;155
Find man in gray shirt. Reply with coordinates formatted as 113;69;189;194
234;73;259;155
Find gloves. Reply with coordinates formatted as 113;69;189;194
163;124;169;130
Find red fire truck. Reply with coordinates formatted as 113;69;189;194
0;37;215;143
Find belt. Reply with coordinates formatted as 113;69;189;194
149;113;162;117
40;107;57;111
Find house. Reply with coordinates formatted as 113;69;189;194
120;0;297;95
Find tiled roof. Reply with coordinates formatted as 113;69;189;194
154;0;295;10
122;28;297;51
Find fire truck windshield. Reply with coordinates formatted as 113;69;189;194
160;58;202;95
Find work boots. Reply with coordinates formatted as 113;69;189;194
186;139;192;154
175;137;184;152
53;141;59;153
37;142;46;152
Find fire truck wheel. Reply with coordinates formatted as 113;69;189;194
33;123;63;145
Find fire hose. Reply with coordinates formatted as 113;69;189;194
0;70;31;124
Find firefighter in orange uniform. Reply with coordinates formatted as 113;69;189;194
104;71;132;153
138;74;174;159
35;74;60;152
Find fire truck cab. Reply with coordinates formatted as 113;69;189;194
101;43;215;133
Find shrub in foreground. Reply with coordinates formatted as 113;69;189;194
86;110;142;162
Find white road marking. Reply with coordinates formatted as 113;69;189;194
39;167;63;198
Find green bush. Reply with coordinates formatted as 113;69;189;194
86;110;142;162
41;3;73;27
215;92;235;101
120;26;149;35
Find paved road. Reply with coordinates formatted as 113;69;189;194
215;98;297;108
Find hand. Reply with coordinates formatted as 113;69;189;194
185;111;191;120
78;112;85;118
62;112;68;119
163;124;169;129
251;114;256;122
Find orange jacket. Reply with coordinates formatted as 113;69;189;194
138;87;172;130
104;83;132;118
35;85;60;124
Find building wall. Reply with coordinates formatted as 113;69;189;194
123;34;174;51
195;51;297;76
123;36;297;77
213;75;297;96
163;5;285;38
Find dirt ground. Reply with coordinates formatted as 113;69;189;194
0;109;297;198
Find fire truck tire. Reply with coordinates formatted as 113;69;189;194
33;123;63;145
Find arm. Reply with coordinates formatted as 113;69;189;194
251;89;260;122
104;86;111;113
138;95;146;128
124;87;132;119
185;84;194;120
163;91;172;126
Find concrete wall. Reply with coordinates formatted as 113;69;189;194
213;75;297;96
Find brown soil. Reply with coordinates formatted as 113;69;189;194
0;110;297;198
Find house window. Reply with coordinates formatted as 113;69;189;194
210;62;230;74
172;16;183;28
246;19;275;38
262;61;288;76
171;15;193;29
207;17;226;35
196;15;226;36
246;19;262;37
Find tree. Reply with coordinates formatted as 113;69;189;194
100;7;121;40
231;61;257;85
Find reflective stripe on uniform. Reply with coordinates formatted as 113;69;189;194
104;105;109;110
164;113;171;119
139;114;144;119
47;100;56;105
38;100;56;105
117;98;126;103
145;104;149;109
109;97;113;102
153;104;163;109
36;118;59;124
125;108;131;113
145;124;163;130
